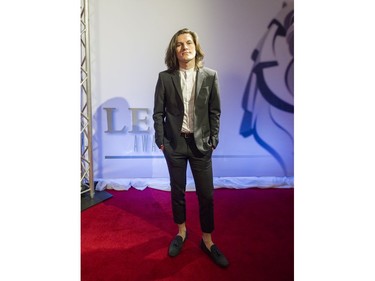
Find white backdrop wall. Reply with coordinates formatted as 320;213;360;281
89;0;294;188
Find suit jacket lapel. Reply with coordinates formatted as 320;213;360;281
195;68;205;101
171;71;183;102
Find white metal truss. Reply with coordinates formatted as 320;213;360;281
80;0;94;198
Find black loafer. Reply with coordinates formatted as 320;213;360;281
168;233;187;257
200;240;229;268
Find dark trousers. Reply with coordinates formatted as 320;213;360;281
163;134;214;233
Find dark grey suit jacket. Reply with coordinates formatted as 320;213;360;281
153;67;221;154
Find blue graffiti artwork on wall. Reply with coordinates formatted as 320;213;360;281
240;2;294;176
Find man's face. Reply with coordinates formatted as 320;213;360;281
175;33;196;65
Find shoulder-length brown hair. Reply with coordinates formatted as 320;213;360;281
165;28;205;71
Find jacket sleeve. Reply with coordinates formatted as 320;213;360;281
209;71;221;148
153;73;165;148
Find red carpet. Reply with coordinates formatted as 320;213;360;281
81;187;293;281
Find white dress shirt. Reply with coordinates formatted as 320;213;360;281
179;67;196;133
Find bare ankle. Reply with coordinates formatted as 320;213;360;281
202;233;214;248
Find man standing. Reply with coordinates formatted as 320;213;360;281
153;28;229;268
